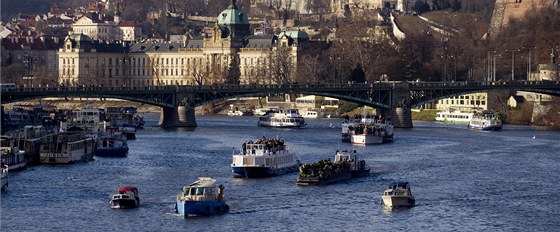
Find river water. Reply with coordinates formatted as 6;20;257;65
1;114;559;231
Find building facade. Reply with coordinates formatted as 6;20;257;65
58;0;308;87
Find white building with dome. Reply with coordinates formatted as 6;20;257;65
58;0;309;86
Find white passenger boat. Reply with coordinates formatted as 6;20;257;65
175;177;229;216
1;135;27;171
231;137;299;177
1;164;8;192
110;186;140;209
257;108;306;128
70;107;107;134
301;111;319;118
39;131;95;164
341;115;393;145
435;109;474;123
381;181;415;208
468;110;502;131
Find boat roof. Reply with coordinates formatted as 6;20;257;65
187;177;216;188
117;186;137;192
389;181;409;188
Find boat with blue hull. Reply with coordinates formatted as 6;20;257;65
231;137;299;178
175;177;229;217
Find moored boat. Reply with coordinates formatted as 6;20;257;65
175;177;229;217
381;181;415;208
1;135;27;171
257;108;306;128
231;137;299;178
39;131;95;164
435;109;474;123
1;164;8;192
95;131;128;157
297;150;370;185
468;110;502;131
110;186;140;209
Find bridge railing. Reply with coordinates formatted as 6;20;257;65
3;81;557;93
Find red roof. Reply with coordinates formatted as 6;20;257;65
117;21;136;27
117;186;138;192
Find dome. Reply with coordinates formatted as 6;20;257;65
217;0;249;25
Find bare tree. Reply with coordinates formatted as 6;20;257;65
269;46;296;83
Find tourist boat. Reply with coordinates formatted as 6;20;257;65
105;107;145;129
39;131;96;164
17;125;49;165
341;115;393;144
1;135;27;171
110;186;140;209
435;109;474;123
231;137;299;178
1;164;8;192
95;131;128;157
301;110;319;118
70;107;106;134
468;110;502;131
175;177;229;217
381;181;416;208
257;108;306;128
297;150;370;186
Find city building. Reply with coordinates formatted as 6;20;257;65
436;93;501;112
58;0;309;87
71;10;142;42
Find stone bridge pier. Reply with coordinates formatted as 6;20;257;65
383;82;413;128
158;93;197;127
159;105;197;127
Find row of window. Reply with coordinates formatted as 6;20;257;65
439;99;486;106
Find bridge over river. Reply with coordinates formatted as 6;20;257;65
2;81;559;128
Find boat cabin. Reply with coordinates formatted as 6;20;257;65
179;177;223;201
384;181;412;196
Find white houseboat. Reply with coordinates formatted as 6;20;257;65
468;110;502;131
1;135;27;171
435;109;474;123
95;130;128;157
257;108;306;128
39;131;95;164
231;137;299;177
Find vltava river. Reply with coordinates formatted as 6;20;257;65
2;114;559;231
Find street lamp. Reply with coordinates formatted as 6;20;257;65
506;48;521;81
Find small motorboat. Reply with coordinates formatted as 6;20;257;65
381;181;415;208
175;177;229;217
110;186;140;209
